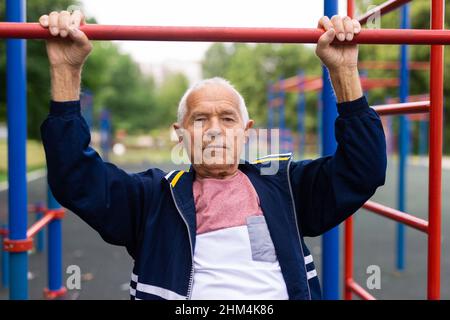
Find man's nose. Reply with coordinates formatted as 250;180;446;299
205;118;222;139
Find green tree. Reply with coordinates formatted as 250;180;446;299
201;1;450;154
201;43;321;133
1;0;80;138
0;1;169;139
202;43;233;79
155;72;189;126
357;0;450;153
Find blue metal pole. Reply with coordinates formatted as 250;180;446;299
297;71;306;158
267;84;275;154
268;84;274;130
1;224;9;288
278;80;286;152
397;4;410;271
418;119;428;155
387;112;394;155
6;0;28;300
321;0;339;300
100;109;112;162
360;69;369;100
47;189;63;293
80;89;94;129
279;81;286;130
317;93;322;156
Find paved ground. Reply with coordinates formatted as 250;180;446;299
0;159;449;300
305;158;450;300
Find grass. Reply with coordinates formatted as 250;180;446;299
0;137;180;183
110;147;180;165
0;139;47;182
0;136;322;182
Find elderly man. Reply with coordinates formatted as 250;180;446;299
39;10;386;300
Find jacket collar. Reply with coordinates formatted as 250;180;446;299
165;157;291;246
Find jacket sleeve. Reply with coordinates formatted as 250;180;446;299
40;100;153;257
289;96;387;237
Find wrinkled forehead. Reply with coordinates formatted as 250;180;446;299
186;84;241;115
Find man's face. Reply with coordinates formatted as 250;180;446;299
174;84;253;176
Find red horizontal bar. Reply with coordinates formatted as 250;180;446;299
273;75;317;90
361;78;399;90
358;0;412;25
346;279;376;300
284;77;398;93
386;94;430;104
27;212;55;239
359;61;429;70
372;101;430;115
1;23;450;45
363;200;429;233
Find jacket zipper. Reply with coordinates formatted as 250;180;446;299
286;158;312;300
169;184;194;300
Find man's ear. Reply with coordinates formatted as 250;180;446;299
173;123;183;143
244;120;254;144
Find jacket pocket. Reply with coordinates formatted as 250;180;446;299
246;215;277;262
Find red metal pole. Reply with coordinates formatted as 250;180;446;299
358;0;412;25
347;0;355;18
344;218;353;300
1;23;450;45
344;0;354;301
427;0;444;300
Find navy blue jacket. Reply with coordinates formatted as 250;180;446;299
40;95;386;300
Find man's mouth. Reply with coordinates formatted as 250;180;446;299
204;144;227;150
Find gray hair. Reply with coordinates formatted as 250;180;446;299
177;77;249;127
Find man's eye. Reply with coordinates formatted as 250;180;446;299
194;118;206;122
223;117;235;122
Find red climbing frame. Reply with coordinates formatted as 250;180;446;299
344;0;443;300
0;0;444;301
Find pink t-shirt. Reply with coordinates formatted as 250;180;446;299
191;169;289;300
193;169;263;235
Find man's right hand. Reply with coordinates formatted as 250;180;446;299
39;10;92;101
39;10;92;70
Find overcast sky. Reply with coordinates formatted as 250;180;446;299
81;0;349;82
